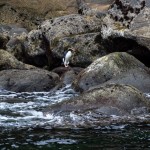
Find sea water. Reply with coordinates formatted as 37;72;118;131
0;85;149;149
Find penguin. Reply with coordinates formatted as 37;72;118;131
63;48;75;67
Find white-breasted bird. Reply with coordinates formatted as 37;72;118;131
63;48;75;67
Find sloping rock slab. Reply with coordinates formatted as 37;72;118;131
0;69;59;92
0;49;35;70
46;84;150;116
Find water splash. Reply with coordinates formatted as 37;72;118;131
0;85;78;129
0;87;150;130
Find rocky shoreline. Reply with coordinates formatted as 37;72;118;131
0;0;150;119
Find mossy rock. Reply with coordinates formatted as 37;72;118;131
73;52;150;92
47;84;150;116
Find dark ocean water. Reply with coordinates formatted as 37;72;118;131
0;125;150;150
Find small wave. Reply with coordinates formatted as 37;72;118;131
33;138;77;146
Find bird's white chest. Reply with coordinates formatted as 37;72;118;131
65;51;72;61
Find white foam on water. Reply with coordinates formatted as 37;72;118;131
0;87;149;129
0;85;78;129
34;138;77;146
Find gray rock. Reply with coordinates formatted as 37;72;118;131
0;69;60;92
0;24;28;38
100;0;150;67
0;33;9;49
40;14;103;41
6;30;49;68
0;49;35;70
6;33;27;62
73;52;150;92
52;32;107;67
108;0;147;28
50;67;83;92
47;84;150;116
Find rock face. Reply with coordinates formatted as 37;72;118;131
0;0;112;30
52;32;107;67
24;30;49;67
40;14;103;41
73;52;150;92
0;1;108;69
0;69;60;92
0;25;28;38
0;49;35;70
108;0;147;28
48;84;150;116
0;0;78;30
100;0;150;67
39;11;105;68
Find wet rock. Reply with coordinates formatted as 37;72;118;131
0;69;60;92
61;70;77;85
73;52;150;92
52;66;83;76
0;49;35;70
47;84;150;116
50;67;83;92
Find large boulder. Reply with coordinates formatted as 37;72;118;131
5;29;51;68
40;13;103;41
24;30;49;67
0;25;28;52
52;32;107;67
99;0;150;67
0;49;35;70
39;13;105;68
47;84;150;116
6;33;27;61
0;69;60;92
37;4;106;68
73;52;150;92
